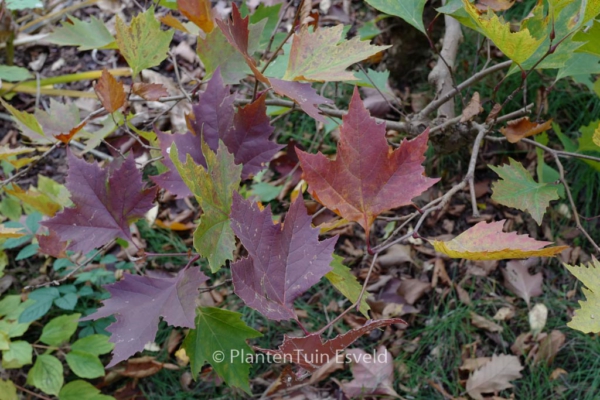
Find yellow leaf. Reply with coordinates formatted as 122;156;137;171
430;219;568;260
564;258;600;333
4;185;62;217
594;124;600;148
0;226;25;238
463;0;544;65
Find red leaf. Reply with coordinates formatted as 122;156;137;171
297;88;439;237
269;78;333;123
81;267;208;367
132;82;170;101
54;120;87;144
256;319;405;371
94;68;126;113
230;192;337;321
37;231;67;258
42;151;157;253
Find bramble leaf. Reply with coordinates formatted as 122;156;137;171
297;88;438;238
183;307;261;393
116;8;174;76
80;267;207;367
230;192;337;321
40;313;80;346
430;220;568;260
43;152;157;254
490;158;560;225
564;258;600;333
27;354;63;396
365;0;427;33
58;380;114;400
170;140;241;272
47;15;115;50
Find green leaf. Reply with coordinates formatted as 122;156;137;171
37;175;73;208
5;0;42;10
54;293;78;310
0;331;9;350
565;258;600;333
71;334;114;356
0;98;44;140
2;340;33;369
115;8;174;76
183;307;262;393
249;3;282;49
574;20;600;57
40;313;81;346
365;0;427;34
27;354;64;396
534;133;564;197
0;196;22;221
47;15;115;50
489;158;559;225
170;140;241;272
0;318;31;338
19;288;61;323
65;351;105;379
325;255;370;317
0;66;32;82
0;379;17;400
59;380;114;400
577;120;600;171
0;295;20;317
251;182;281;202
351;68;391;93
556;53;600;82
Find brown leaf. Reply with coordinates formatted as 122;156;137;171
432;258;452;288
493;306;515;321
500;117;552;143
94;68;126;113
397;279;431;305
159;12;190;33
460;357;492;372
466;354;523;400
476;0;515;12
54;120;87;144
486;103;502;122
549;368;567;381
177;0;214;33
121;356;164;378
378;244;414;267
471;312;504;333
461;92;484;122
511;332;533;356
37;232;68;258
456;284;473;305
502;258;543;306
132;82;170;101
342;346;400;398
533;330;565;366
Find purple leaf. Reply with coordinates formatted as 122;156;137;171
269;78;333;123
229;192;336;320
81;267;208;367
42;151;156;254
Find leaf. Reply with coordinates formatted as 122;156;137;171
38;231;68;258
132;82;169;101
5;184;63;216
325;255;370;317
170;140;241;272
0;98;44;142
42;152;157;254
40;313;80;346
574;20;600;57
595;123;600;148
297;88;438;238
94;69;126;113
463;0;544;65
564;257;600;333
500;117;553;143
59;380;114;400
230;192;337;320
465;354;523;400
0;65;32;82
476;0;515;12
47;15;115;50
489;158;559;225
65;351;105;379
2;341;32;369
183;307;261;393
430;220;568;260
177;0;214;32
19;288;60;323
365;0;426;33
80;267;207;367
27;354;64;396
471;312;503;333
257;319;405;371
269;78;333;123
115;8;174;76
5;0;42;10
342;346;400;398
461;92;483;122
0;226;25;238
283;25;390;82
0;379;17;400
71;334;114;356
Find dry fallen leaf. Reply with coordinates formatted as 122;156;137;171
500;117;552;143
120;356;164;378
528;303;548;336
342;346;400;398
493;307;515;321
471;312;504;333
397;279;431;305
378;244;415;267
502;258;543;306
461;92;484;122
466;354;523;400
533;330;565;366
460;357;492;372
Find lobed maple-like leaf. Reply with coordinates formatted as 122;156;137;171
282;25;391;82
342;346;399;398
47;15;115;51
115;8;174;77
229;192;337;321
297;88;439;238
490;158;559;225
43;152;157;254
430;220;568;260
466;354;523;400
564;258;600;333
257;319;405;371
365;0;427;33
170;140;241;272
94;69;126;113
269;78;333;123
81;267;207;367
177;0;214;33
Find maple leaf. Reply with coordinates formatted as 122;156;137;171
564;258;600;333
42;152;157;254
502;258;543;306
342;346;400;398
116;8;174;77
490;158;560;225
170;140;241;272
183;307;261;393
132;82;169;101
282;25;391;82
81;267;207;367
476;0;515;12
37;231;67;258
500;117;553;143
47;15;115;50
257;319;405;371
325;255;370;317
5;185;62;216
177;0;214;33
269;78;333;123
430;220;568;260
365;0;427;33
465;354;523;400
94;69;126;113
229;192;337;321
297;88;439;238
